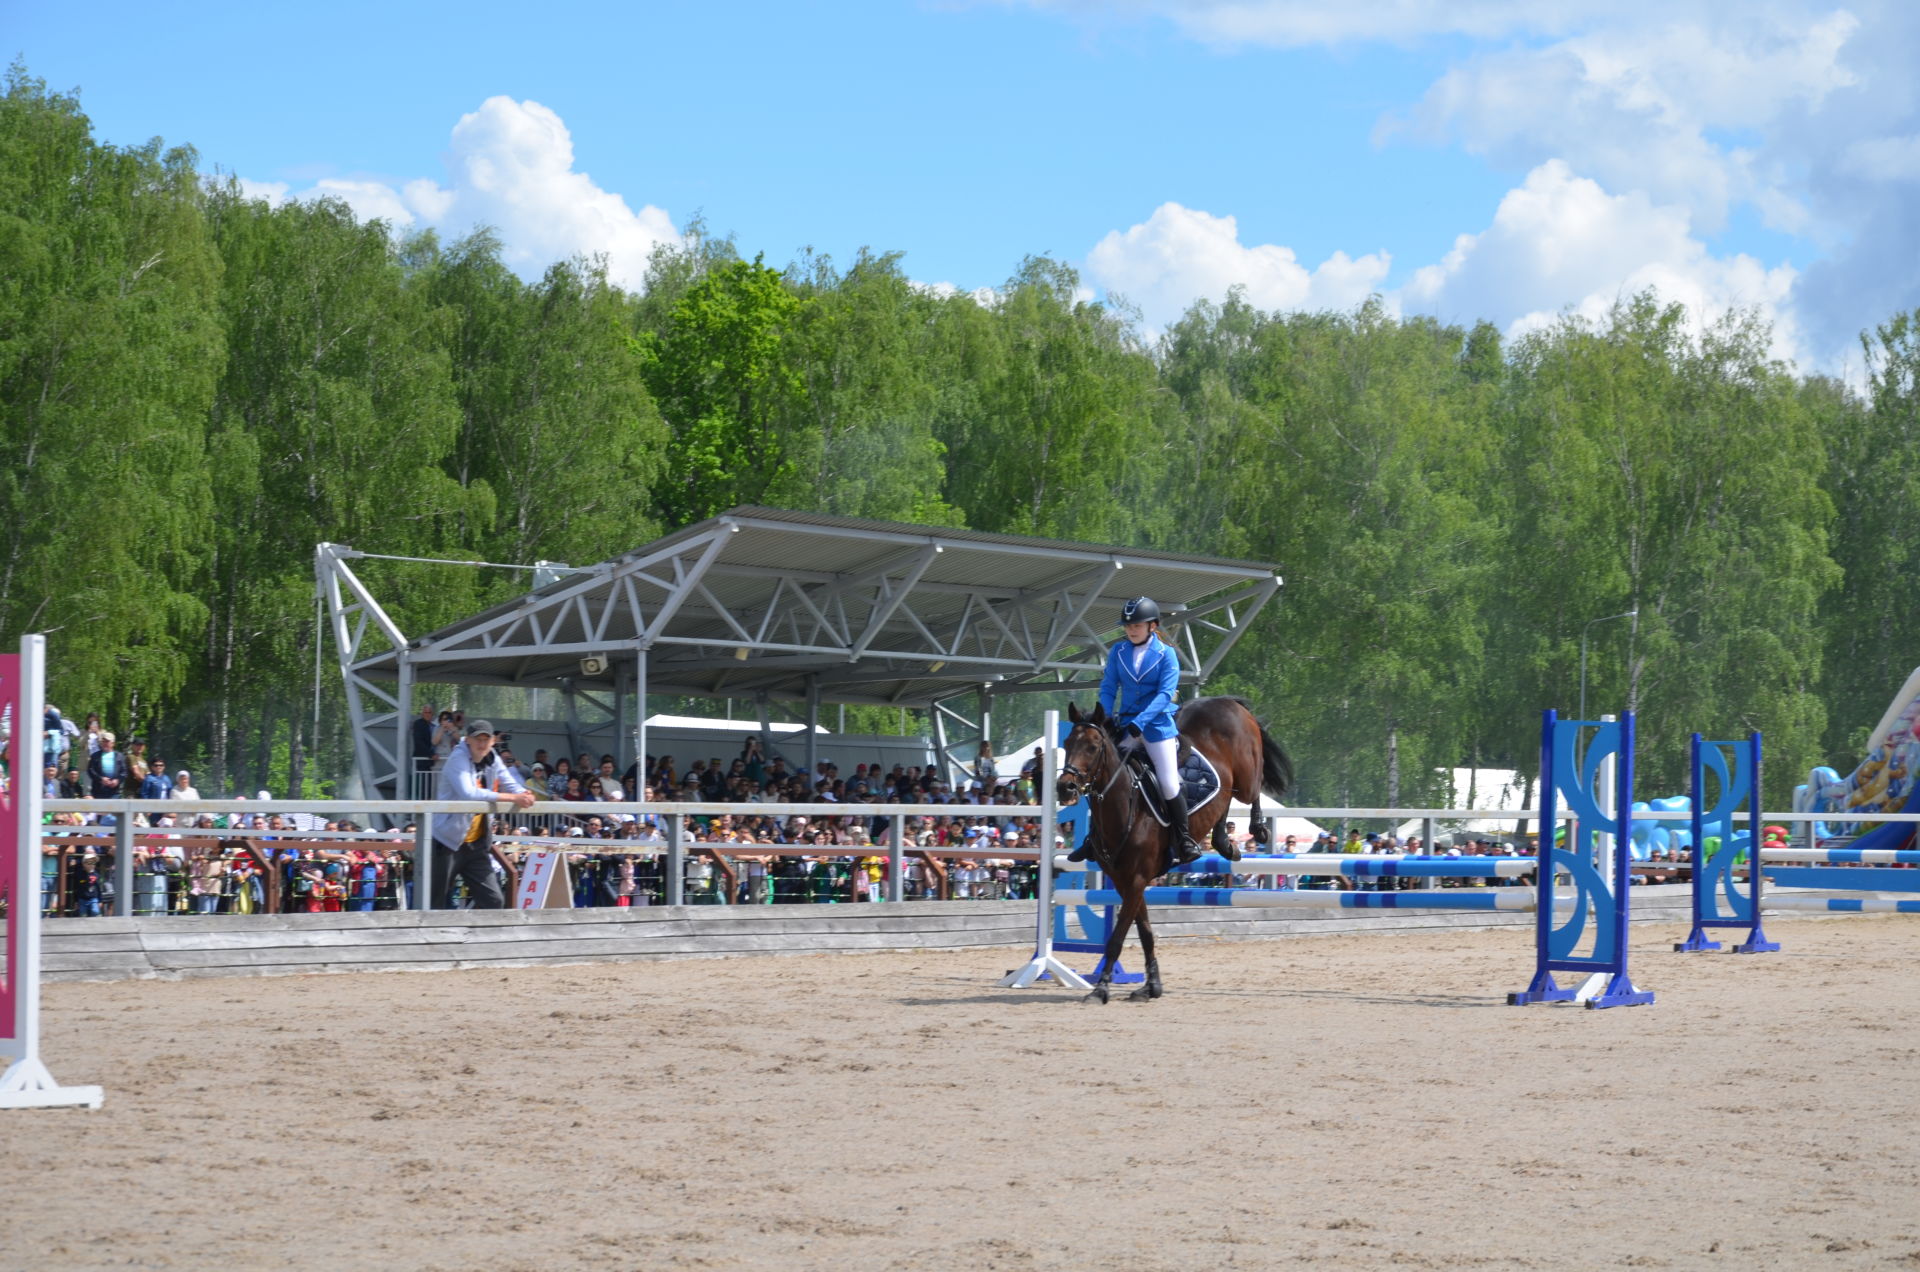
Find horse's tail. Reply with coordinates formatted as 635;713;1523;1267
1258;724;1294;800
1216;697;1294;799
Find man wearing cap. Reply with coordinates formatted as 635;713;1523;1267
432;719;536;909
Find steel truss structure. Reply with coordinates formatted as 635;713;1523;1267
319;506;1280;797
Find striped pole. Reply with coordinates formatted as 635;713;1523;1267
1758;848;1920;864
1054;887;1552;912
1759;897;1920;914
1092;853;1537;879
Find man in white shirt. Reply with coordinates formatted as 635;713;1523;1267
432;719;536;908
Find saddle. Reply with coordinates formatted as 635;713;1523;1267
1111;729;1221;821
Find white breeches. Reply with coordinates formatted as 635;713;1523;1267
1145;736;1181;801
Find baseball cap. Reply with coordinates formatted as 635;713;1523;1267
466;718;496;736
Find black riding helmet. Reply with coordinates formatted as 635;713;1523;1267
1120;596;1161;625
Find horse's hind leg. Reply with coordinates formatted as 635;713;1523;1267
1083;893;1140;1005
1250;794;1271;845
1127;908;1163;1001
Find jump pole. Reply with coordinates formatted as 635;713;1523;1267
0;634;104;1110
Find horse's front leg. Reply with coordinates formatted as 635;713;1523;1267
1127;906;1163;1001
1083;890;1141;1005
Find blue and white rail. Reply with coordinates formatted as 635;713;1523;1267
1056;852;1538;880
1756;896;1920;914
1053;887;1553;912
1758;847;1920;865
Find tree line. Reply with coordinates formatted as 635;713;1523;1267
4;66;1916;808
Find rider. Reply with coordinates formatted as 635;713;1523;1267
1081;596;1200;864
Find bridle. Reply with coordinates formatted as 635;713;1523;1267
1058;724;1146;861
1057;726;1127;805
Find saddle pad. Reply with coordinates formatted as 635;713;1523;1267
1177;748;1221;815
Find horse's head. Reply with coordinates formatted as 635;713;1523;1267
1059;702;1116;803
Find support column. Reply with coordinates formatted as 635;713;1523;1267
394;657;414;803
613;660;628;778
633;645;649;781
804;677;820;780
113;813;134;918
666;813;685;907
888;814;906;903
414;822;433;911
978;686;993;783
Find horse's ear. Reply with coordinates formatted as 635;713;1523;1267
1090;702;1106;725
1068;703;1082;724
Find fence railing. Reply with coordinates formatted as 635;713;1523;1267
30;798;1916;918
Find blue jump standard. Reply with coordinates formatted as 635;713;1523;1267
1674;732;1780;954
1507;710;1655;1009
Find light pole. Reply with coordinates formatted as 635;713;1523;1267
1579;609;1638;722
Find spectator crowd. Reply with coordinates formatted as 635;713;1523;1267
16;704;1712;920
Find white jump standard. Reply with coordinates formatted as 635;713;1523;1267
1;634;105;1110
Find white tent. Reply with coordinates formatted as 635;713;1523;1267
1394;767;1559;844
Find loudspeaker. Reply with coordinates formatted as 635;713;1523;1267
579;655;608;676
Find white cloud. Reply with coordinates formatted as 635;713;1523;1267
246;97;679;290
1085;202;1389;329
1026;0;1596;47
1082;164;1800;363
1840;134;1920;181
309;178;418;227
1029;0;1920;369
1386;8;1859;234
913;280;1004;307
1401;161;1800;359
236;177;290;207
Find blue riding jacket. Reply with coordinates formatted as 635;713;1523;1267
1098;636;1181;743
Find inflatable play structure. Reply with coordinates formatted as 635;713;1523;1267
1793;665;1920;852
1619;666;1920;864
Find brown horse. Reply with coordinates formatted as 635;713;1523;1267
1058;697;1294;1003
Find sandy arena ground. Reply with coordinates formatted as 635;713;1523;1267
4;918;1919;1271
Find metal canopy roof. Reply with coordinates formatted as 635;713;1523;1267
325;507;1279;707
320;508;1280;798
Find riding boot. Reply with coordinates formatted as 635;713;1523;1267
1065;833;1096;864
1166;799;1202;868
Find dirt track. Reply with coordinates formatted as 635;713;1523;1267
4;918;1918;1270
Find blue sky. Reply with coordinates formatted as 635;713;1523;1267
10;1;1918;372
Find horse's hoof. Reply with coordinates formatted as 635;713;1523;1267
1127;985;1157;1002
1081;987;1110;1005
